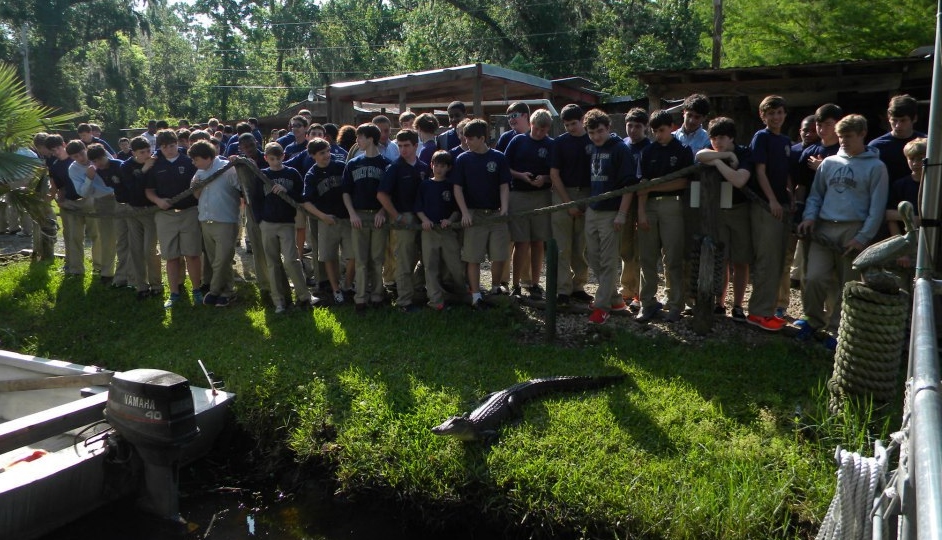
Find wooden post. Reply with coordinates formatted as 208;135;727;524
712;0;724;69
691;168;722;336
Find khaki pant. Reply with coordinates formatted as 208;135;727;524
421;227;464;306
801;220;861;331
748;202;788;317
619;203;639;299
261;221;311;306
638;196;685;312
551;188;589;296
58;200;89;275
585;208;622;311
88;196;117;277
113;204;131;285
126;208;162;291
201;220;238;297
307;216;328;284
390;213;420;306
352;210;388;304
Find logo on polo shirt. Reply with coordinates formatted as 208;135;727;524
538;148;548;159
585;144;594;155
111;175;121;184
178;166;186;175
441;190;452;202
486;161;497;173
669;156;677;167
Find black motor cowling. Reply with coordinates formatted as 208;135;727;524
104;369;199;463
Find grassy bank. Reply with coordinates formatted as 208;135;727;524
0;257;899;539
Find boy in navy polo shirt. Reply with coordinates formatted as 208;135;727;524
695;117;754;320
342;123;392;311
145;129;201;308
416;151;464;311
550;104;593;306
88;144;129;288
119;136;163;298
301;138;351;304
583;109;634;325
620;108;651;311
377;129;429;312
505;109;555;300
747;95;792;331
453;119;511;310
47;135;85;276
636;110;694;323
869;94;926;183
255;142;322;313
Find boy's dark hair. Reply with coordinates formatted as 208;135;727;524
86;143;107;161
462;119;488;139
415;113;439;134
147;120;157;128
177;129;191;140
447;101;466;113
76;123;92;134
338;125;357;149
682;94;710;116
395;129;419;145
118;137;130;144
130;136;151;151
155;129;178;147
236;122;252;134
298;109;312;118
308;123;325;135
649;110;674;130
759;95;787;113
223;125;234;134
560;104;584;122
707;117;737;139
815;103;844;124
625;107;650;125
307;138;331;155
248;117;258;126
65;139;86;155
371;115;391;127
237;133;256;146
155;120;170;130
888;94;918;119
430;150;453;167
45;134;65;150
278;129;288;137
399;111;416;124
178;118;190;127
290;115;309;128
189;130;211;143
356;123;381;146
264;142;284;157
187;140;218;160
506;102;530;116
324;123;339;138
582;109;611;130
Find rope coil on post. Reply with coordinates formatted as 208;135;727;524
828;281;909;413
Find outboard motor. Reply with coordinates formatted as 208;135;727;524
104;369;199;522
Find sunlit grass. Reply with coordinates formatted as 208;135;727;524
0;257;903;539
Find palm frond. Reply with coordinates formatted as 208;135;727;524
0;151;43;185
0;63;80;149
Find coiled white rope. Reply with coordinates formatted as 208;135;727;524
817;442;889;540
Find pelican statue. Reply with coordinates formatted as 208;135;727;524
853;201;917;293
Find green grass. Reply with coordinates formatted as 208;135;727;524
0;258;903;539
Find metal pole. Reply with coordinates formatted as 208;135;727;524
20;23;30;95
917;0;942;273
908;278;942;539
545;238;557;343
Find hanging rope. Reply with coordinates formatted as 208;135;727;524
827;281;909;413
816;443;889;540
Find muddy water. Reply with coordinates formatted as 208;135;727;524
41;462;512;540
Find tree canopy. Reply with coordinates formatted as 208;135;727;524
0;0;934;130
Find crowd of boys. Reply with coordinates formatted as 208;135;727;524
24;93;923;348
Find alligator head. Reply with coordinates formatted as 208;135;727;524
431;415;480;441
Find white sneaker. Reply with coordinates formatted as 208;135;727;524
333;290;344;304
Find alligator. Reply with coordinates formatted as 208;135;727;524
431;375;625;441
